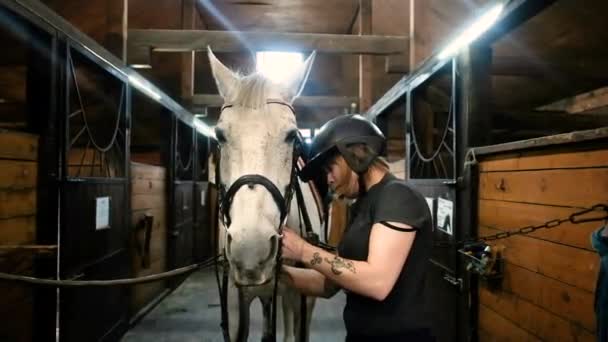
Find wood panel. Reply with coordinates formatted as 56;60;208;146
130;162;168;314
480;287;594;341
0;216;36;245
131;151;162;166
0;131;38;160
500;262;596;332
479;304;541;342
479;200;598;250
479;148;608;172
0;188;36;219
0;131;37;342
132;178;166;195
480;225;598;292
131;162;166;181
0;160;37;189
67;148;120;178
477;145;606;341
479;168;608;207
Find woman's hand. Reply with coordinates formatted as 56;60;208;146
281;227;308;262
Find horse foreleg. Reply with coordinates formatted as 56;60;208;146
281;290;297;342
260;296;275;342
227;278;251;342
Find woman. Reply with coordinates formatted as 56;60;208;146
281;114;434;341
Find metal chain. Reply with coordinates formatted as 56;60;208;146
437;203;608;247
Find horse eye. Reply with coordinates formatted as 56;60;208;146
285;130;298;143
215;128;227;144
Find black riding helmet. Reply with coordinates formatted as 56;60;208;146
299;114;385;181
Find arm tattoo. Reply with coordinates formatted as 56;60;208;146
324;256;356;275
310;252;322;266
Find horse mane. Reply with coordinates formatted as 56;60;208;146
231;73;274;109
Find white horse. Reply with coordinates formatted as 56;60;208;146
208;48;324;342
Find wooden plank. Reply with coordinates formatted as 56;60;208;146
132;193;166;211
0;161;37;190
131;152;162;166
128;29;409;54
479;226;599;292
131;259;166;312
493;110;608;132
180;0;196;98
479;304;541;342
131;162;166;181
358;0;373;112
500;262;596;332
132;178;166;195
480;287;594;341
537;86;608;114
188;94;359;109
472;127;608;157
0;131;38;160
479;148;608;172
0;189;36;219
479;200;599;250
479;168;608;208
0;216;36;245
388;56;608;79
104;0;127;62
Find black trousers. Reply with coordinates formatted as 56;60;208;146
346;328;435;342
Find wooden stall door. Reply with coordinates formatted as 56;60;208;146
477;145;605;341
0;131;38;342
59;47;130;341
130;162;168;314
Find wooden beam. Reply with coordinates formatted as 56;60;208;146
387;55;608;78
359;0;373;112
128;29;409;54
366;0;557;120
105;0;127;62
537;86;608;113
187;95;358;109
493;110;608;131
181;0;196;98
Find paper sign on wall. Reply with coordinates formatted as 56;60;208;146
437;197;453;235
95;196;110;230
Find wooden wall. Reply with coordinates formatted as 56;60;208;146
130;162;168;314
477;146;606;341
0;130;38;342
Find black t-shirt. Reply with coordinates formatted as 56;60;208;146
337;173;433;336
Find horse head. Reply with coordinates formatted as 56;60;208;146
209;48;315;286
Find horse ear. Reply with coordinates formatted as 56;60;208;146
208;47;238;100
282;51;316;103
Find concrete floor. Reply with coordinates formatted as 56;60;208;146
122;269;346;342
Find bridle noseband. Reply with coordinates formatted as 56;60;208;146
215;99;302;231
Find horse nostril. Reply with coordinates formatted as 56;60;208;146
247;183;254;190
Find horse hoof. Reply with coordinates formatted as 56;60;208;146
261;336;274;342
